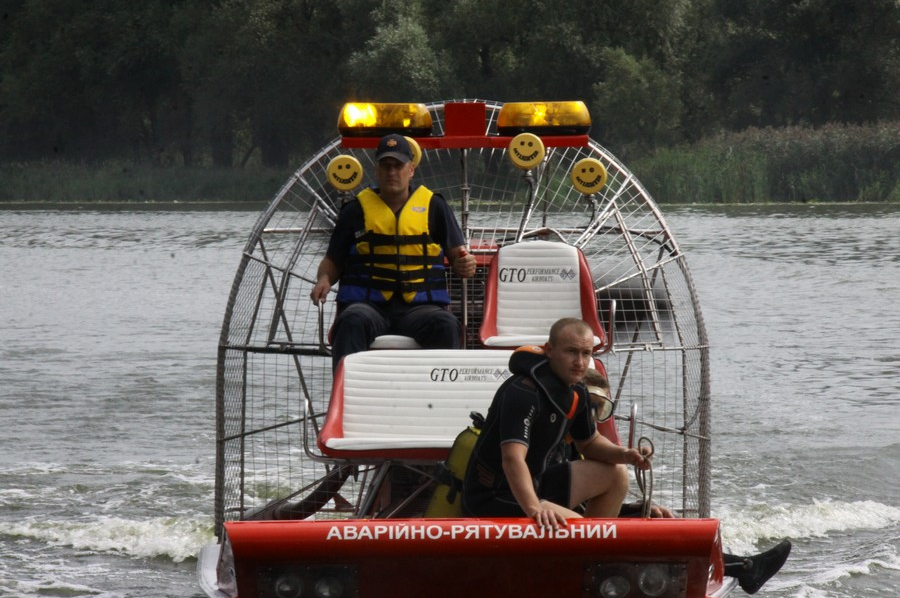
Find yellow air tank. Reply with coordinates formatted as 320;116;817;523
425;413;484;518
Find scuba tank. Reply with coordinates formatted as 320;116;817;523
425;412;484;518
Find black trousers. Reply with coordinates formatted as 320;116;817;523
330;299;460;371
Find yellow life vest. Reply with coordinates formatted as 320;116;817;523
337;186;450;304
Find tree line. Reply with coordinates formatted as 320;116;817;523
2;0;899;168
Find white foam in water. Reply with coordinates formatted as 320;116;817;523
714;499;900;565
793;587;834;598
717;499;900;550
713;499;900;597
0;515;215;563
784;541;900;597
4;578;120;598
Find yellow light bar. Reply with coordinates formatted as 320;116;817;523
338;103;433;137
497;101;591;135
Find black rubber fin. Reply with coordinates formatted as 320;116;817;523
725;539;792;595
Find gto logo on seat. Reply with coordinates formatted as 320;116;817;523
430;368;459;381
498;268;527;282
429;367;511;382
500;267;575;283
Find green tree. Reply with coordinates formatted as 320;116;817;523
345;2;453;100
100;2;187;164
1;0;110;161
591;47;683;158
425;0;692;102
704;0;900;128
3;0;899;167
421;0;527;99
1;0;190;164
190;0;367;167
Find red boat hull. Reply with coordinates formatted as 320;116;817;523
222;517;728;598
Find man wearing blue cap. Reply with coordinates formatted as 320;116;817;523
311;134;476;371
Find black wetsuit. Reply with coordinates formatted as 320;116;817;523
461;352;597;517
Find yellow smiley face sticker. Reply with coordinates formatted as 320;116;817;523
570;158;608;194
508;132;545;170
404;136;422;167
326;155;363;191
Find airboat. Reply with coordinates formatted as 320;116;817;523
197;100;738;598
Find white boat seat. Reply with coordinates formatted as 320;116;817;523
318;349;513;460
479;240;606;348
368;335;422;350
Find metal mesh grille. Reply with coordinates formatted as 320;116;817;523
214;100;711;534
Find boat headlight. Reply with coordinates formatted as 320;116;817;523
497;101;591;135
637;564;670;596
257;565;357;598
313;575;344;598
338;102;433;137
597;574;630;598
585;562;687;597
273;573;303;598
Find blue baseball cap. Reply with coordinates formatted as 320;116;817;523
375;134;413;163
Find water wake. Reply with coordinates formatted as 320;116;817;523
718;499;900;551
0;515;214;563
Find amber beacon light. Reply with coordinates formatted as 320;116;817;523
338;103;433;137
497;101;591;135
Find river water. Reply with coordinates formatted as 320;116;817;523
0;203;897;597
